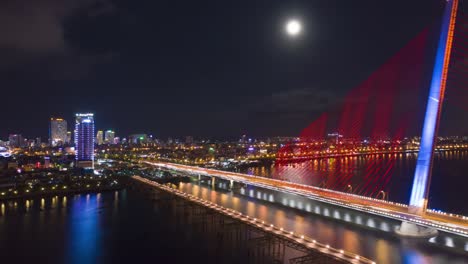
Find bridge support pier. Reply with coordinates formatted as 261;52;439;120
211;176;216;189
395;221;438;238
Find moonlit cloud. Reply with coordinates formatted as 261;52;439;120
0;0;116;74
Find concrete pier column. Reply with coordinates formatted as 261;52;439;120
396;222;438;238
211;176;216;189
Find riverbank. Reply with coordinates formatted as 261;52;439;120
0;185;125;201
0;176;130;201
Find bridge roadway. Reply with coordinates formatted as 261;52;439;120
133;175;375;264
144;161;468;237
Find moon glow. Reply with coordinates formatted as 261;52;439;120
285;19;302;36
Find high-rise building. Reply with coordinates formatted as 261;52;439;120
66;131;72;144
104;130;115;144
241;134;247;144
8;134;24;148
113;137;120;145
74;113;95;169
185;136;194;144
129;134;147;144
50;118;68;146
96;130;104;145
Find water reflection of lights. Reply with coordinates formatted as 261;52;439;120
136;176;379;264
274;210;286;228
246;201;255;216
210;189;216;202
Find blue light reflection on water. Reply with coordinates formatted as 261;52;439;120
401;248;432;264
66;194;101;264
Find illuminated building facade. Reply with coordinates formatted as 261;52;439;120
0;146;11;158
74;113;95;169
104;130;115;144
96;130;104;145
50;118;68;146
129;134;147;144
8;134;24;148
66;131;72;144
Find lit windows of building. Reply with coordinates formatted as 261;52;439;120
74;113;95;169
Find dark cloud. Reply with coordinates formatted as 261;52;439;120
0;0;117;77
252;88;337;117
0;0;453;139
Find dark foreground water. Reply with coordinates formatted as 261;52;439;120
240;150;468;215
0;191;246;264
1;186;466;264
177;182;468;264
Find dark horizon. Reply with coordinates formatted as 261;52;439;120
1;0;466;140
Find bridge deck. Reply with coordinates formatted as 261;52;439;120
145;161;468;237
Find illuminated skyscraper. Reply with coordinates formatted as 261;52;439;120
74;113;95;169
104;130;115;144
8;134;24;148
130;134;147;144
96;130;104;145
50;118;67;146
66;131;72;144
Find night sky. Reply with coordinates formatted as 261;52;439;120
1;0;464;140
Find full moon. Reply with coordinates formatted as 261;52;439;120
285;19;302;36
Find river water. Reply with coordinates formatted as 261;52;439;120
0;186;466;264
0;191;249;264
177;182;468;264
1;150;467;264
239;150;468;215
